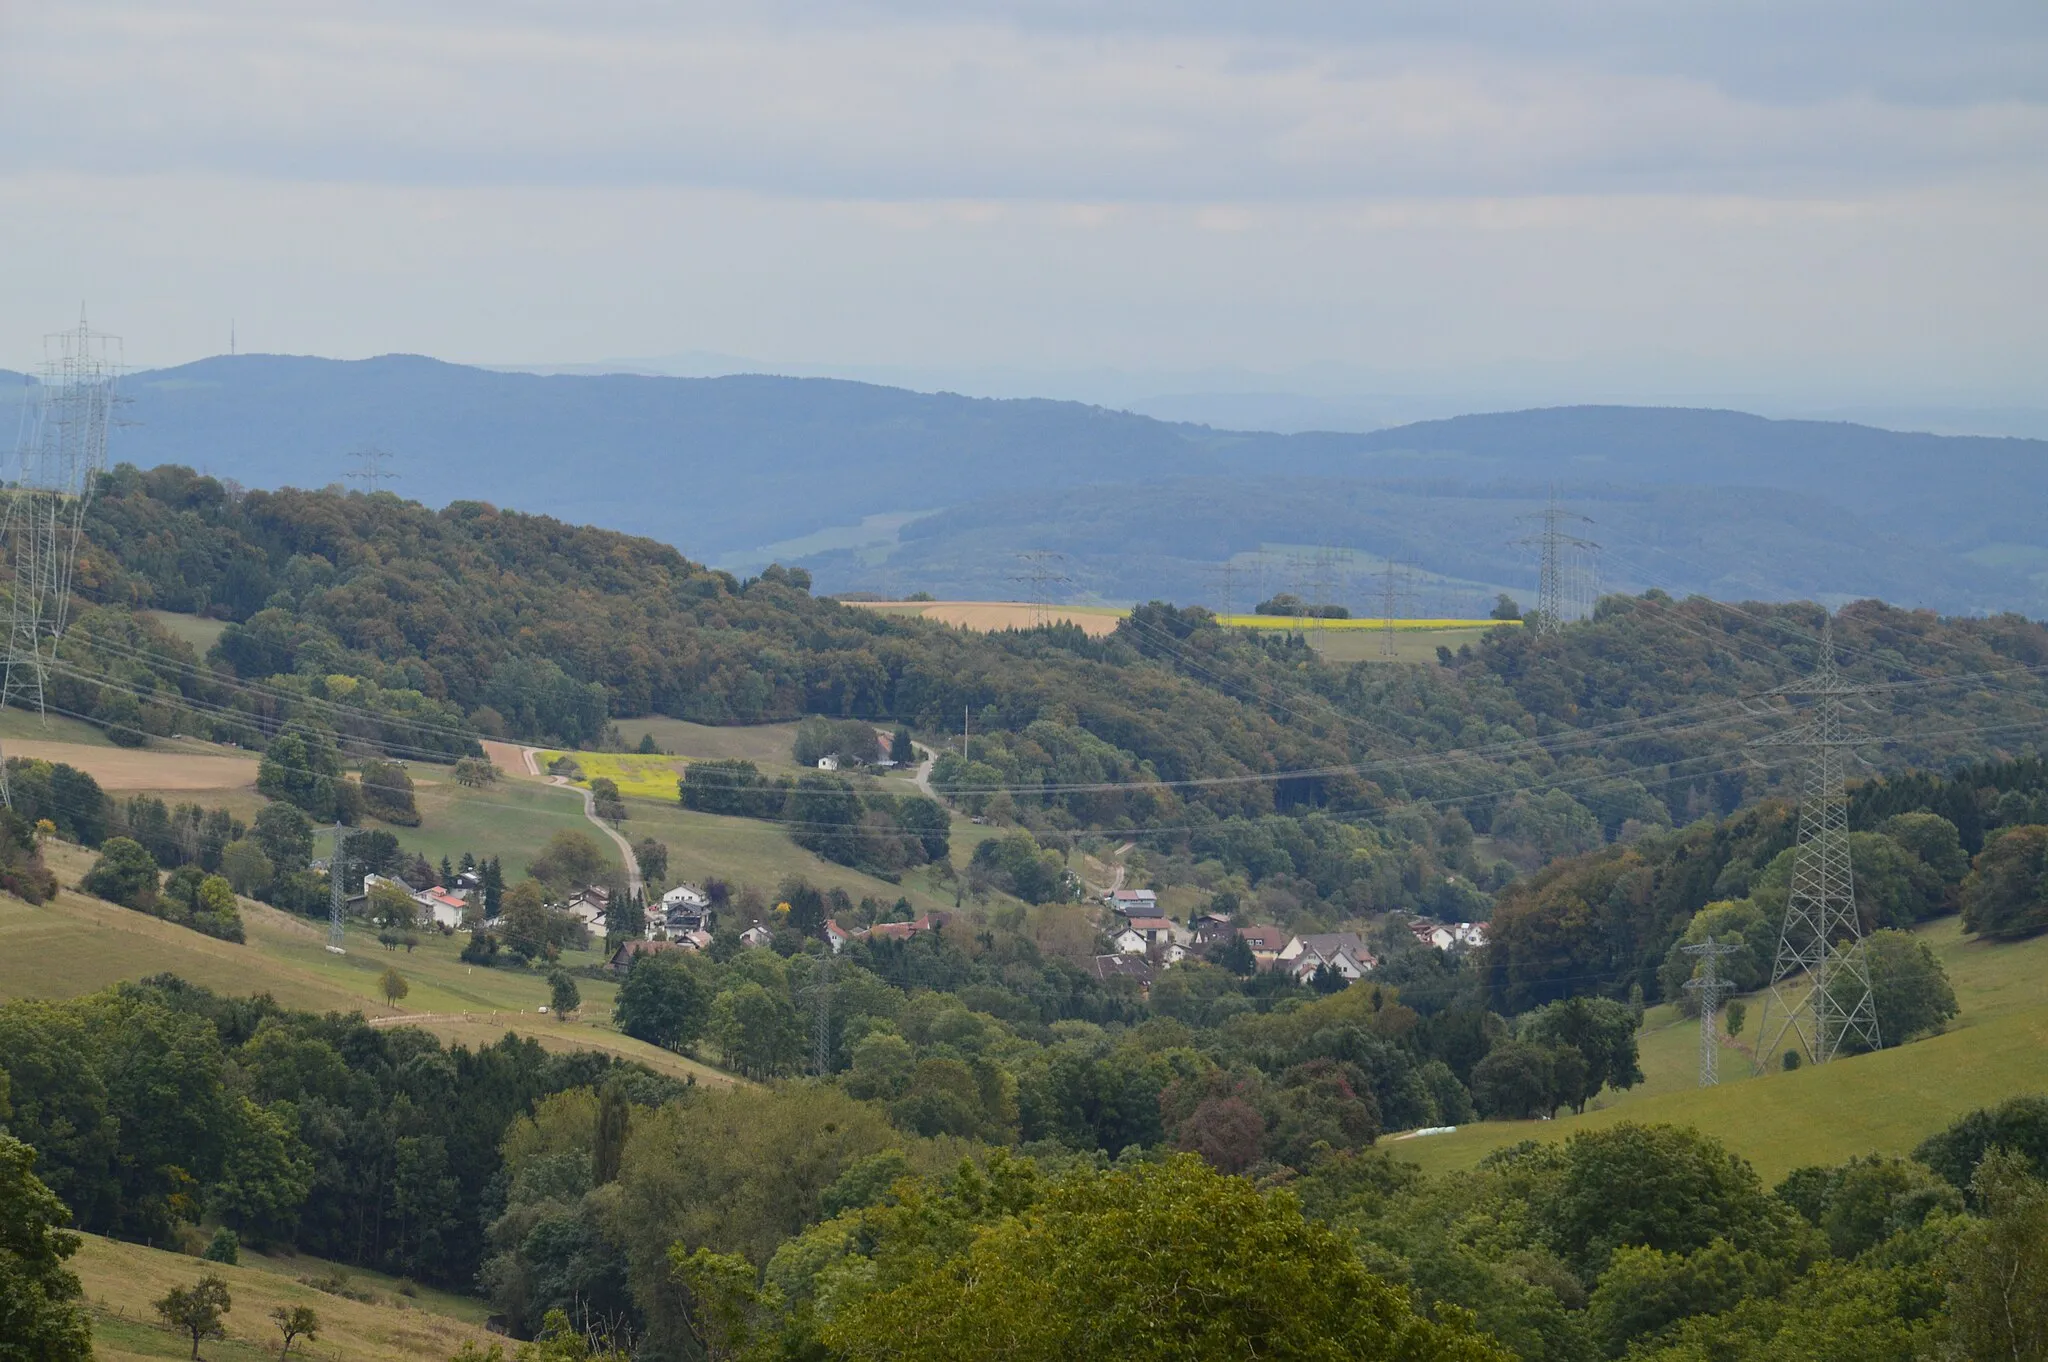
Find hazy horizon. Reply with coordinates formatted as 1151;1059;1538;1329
1;2;2042;417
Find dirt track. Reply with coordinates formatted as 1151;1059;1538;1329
0;738;259;791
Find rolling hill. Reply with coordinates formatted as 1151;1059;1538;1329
13;353;2047;615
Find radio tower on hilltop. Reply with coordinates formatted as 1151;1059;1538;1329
1514;490;1598;635
1750;617;1880;1069
1;313;121;804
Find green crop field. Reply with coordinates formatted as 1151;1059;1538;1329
606;716;805;767
10;842;733;1087
1391;916;2048;1183
1302;624;1510;665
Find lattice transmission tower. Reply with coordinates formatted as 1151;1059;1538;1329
328;825;354;953
344;446;398;492
1378;559;1410;660
1;314;122;803
1682;940;1741;1086
1513;490;1598;635
1011;551;1070;629
1750;617;1880;1069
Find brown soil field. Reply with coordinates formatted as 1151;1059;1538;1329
2;738;259;791
845;599;1125;636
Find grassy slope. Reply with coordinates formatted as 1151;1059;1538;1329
607;717;804;767
71;1232;493;1362
1393;917;2048;1183
11;843;733;1087
142;609;231;654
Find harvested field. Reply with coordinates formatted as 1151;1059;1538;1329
845;599;1126;635
0;737;259;791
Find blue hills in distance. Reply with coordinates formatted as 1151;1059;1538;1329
8;352;2045;616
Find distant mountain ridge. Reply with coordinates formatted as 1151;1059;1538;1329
7;352;2042;615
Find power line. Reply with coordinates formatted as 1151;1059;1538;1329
1513;489;1599;635
329;824;353;953
2;312;121;805
1750;616;1880;1069
344;447;398;494
1010;551;1069;630
1378;559;1409;662
1681;940;1740;1086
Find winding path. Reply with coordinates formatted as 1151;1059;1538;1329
524;746;643;897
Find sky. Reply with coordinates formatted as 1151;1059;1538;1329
0;1;2043;420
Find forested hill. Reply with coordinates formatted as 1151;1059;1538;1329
33;352;2048;613
61;463;2048;936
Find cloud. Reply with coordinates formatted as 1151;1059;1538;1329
0;2;2041;199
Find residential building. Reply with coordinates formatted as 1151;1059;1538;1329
1233;924;1290;960
1105;888;1159;916
1091;955;1155;988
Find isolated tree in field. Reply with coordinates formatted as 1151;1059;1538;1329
0;1132;93;1362
528;829;609;890
590;776;628;826
272;1304;320;1359
452;756;498;788
633;837;668;886
155;1273;232;1361
549;969;581;1017
80;836;160;909
1724;999;1746;1038
379;966;410;1008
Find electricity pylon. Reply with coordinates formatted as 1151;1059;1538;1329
1513;490;1598;635
1011;551;1069;629
1;314;121;806
328;824;353;953
1751;617;1880;1069
1682;940;1741;1086
1378;559;1408;660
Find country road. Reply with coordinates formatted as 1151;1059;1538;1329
524;746;643;897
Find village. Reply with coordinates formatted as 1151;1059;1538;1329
351;859;1487;994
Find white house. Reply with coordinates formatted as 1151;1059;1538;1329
1123;915;1174;947
1280;932;1376;970
663;884;710;911
1409;919;1488;951
1110;925;1150;956
414;887;470;931
1284;943;1373;982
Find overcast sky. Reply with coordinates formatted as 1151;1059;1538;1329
0;1;2042;410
